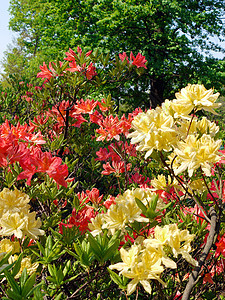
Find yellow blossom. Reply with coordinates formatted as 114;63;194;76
151;175;179;191
0;211;44;240
88;213;104;236
154;224;198;266
174;84;221;114
178;117;219;139
9;255;39;278
102;188;164;233
109;243;164;295
173;134;222;176
128;107;178;158
0;212;26;239
23;212;44;239
0;239;20;254
0;188;30;218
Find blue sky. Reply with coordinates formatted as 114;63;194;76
0;0;15;65
0;0;224;69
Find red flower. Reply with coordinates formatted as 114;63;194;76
215;235;225;257
64;48;77;61
86;188;103;205
37;62;53;81
75;99;98;114
71;206;96;233
103;195;116;209
86;63;97;80
66;60;82;72
130;52;147;69
89;111;103;125
102;161;131;175
119;52;129;63
96;147;110;161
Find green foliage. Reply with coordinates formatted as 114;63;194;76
2;0;225;108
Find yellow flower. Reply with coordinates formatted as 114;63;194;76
173;134;222;176
0;188;30;218
178;117;219;139
0;239;20;254
174;84;221;114
128;107;178;158
154;224;198;266
109;243;165;295
151;175;179;191
188;179;207;194
0;211;44;240
102;188;164;233
170;99;194;118
23;212;44;240
109;244;140;273
9;255;39;278
142;241;177;269
0;212;26;239
88;213;104;236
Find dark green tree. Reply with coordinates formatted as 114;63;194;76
2;0;225;107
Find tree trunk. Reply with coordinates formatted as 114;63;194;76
149;77;165;108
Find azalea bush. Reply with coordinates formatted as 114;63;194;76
0;47;224;300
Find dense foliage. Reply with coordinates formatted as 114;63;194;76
1;0;225;108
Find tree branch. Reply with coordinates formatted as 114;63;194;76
182;207;218;300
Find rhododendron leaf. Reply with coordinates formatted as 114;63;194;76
53;292;64;300
20;268;28;288
11;253;23;278
145;208;160;220
45;236;53;257
63;260;71;277
135;198;147;214
107;268;128;290
0;252;12;269
66;181;78;196
88;233;102;258
150;194;159;211
6;289;21;300
102;239;120;261
73;240;93;268
4;269;20;294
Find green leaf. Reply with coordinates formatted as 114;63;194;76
20;268;28;289
135;198;147;214
21;272;36;297
107;268;127;290
4;269;20;294
150;194;159;211
11;253;23;277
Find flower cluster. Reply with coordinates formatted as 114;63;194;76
0;120;69;187
128;84;222;177
89;188;165;235
96;141;135;176
110;224;197;295
0;188;44;240
119;52;147;69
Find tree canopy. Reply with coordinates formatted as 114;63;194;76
2;0;225;107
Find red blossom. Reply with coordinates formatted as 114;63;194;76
75;99;98;114
103;195;116;209
130;52;147;69
66;60;82;72
119;52;129;63
64;48;77;61
71;206;96;233
89;111;103;125
86;188;103;205
215;235;225;257
86;63;97;80
102;161;131;175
